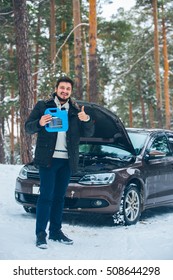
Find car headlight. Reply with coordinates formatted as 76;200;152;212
18;166;28;179
79;173;115;185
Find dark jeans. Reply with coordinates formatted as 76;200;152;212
36;158;71;236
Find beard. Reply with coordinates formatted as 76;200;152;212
57;95;69;103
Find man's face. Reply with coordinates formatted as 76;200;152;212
56;82;72;102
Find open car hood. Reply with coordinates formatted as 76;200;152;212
78;101;136;156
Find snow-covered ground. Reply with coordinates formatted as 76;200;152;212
0;164;173;280
0;163;173;261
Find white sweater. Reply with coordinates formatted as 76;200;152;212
53;97;69;159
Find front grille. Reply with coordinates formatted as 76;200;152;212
16;193;38;204
27;171;81;183
64;198;109;209
27;171;40;180
16;192;109;209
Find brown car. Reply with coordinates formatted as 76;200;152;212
15;102;173;225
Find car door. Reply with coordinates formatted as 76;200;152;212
144;133;173;206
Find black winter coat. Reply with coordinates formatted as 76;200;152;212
25;95;95;174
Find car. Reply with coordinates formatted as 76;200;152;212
15;101;173;225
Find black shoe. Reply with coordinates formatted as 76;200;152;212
36;232;48;249
49;230;73;245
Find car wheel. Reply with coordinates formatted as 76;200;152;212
123;185;141;225
112;184;141;226
23;206;36;214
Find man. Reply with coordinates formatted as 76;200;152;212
25;76;94;249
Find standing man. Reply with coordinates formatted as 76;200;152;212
25;76;94;249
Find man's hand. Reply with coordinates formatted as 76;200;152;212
39;114;52;126
78;106;90;122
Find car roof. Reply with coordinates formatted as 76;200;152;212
126;127;173;134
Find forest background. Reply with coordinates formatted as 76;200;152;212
0;0;173;165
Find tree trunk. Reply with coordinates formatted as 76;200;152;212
152;0;162;127
61;20;70;73
50;0;56;71
0;83;5;136
9;46;15;164
10;88;15;164
83;29;89;101
89;0;98;103
0;125;5;164
12;0;33;164
0;83;5;163
33;11;41;104
83;30;90;101
73;0;82;99
162;3;170;129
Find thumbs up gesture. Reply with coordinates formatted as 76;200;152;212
78;106;90;122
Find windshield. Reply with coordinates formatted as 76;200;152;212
79;131;147;160
79;131;148;158
128;131;148;155
79;143;132;160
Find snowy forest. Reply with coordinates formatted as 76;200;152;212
0;0;173;165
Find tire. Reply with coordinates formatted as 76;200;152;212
123;185;141;225
23;206;36;214
112;185;141;226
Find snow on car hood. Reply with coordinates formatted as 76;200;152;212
77;101;136;155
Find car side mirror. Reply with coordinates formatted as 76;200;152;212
144;150;165;162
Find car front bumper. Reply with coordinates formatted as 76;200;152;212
15;177;122;214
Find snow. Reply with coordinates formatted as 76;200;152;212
1;164;173;280
102;0;136;19
0;163;173;261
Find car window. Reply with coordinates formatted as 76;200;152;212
149;135;170;156
167;135;173;155
128;132;148;155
